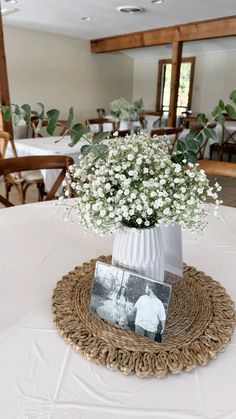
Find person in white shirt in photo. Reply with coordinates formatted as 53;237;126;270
134;283;166;341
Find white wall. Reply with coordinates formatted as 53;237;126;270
192;49;236;114
132;49;236;116
3;26;134;122
132;57;158;111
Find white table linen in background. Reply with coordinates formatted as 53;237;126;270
0;201;236;419
6;136;85;191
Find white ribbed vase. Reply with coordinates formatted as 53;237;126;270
112;224;164;282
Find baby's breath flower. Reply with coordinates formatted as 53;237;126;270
65;132;221;235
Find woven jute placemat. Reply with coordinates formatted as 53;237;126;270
52;255;236;377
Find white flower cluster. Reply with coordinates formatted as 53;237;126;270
109;97;141;122
65;132;222;235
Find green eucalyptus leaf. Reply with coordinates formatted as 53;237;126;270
225;104;236;119
93;131;109;142
80;143;108;157
93;144;108;156
185;130;203;151
171;153;185;164
2;106;12;121
21;104;31;125
185;150;198;164
203;127;217;139
66;107;74;128
212;105;223;119
197;113;206;125
186;139;200;153
176;140;186;152
81;145;93;156
69;123;86;146
218;99;225;109
229;90;236;104
15;104;21;116
47;108;60;119
216;113;225;124
46;109;60;135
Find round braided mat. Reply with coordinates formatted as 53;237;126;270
52;256;236;377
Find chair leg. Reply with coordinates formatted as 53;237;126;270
209;145;213;160
37;182;45;201
4;181;11;200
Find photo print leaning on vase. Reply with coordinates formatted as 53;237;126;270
160;223;183;283
90;261;172;343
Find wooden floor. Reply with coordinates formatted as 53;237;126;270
0;175;236;209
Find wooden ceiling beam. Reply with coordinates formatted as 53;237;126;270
90;15;236;53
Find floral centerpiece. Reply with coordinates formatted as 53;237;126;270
65;132;221;235
64;132;221;281
108;97;144;122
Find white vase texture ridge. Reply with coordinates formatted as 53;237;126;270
112;224;165;282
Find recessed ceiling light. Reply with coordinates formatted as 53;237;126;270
151;0;164;3
81;16;92;21
4;0;18;3
117;6;145;14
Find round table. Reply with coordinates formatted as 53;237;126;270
0;201;235;419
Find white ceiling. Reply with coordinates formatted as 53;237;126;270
2;0;236;40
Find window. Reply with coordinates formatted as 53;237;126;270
156;57;195;117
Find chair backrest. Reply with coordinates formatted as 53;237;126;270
31;119;68;138
198;160;236;178
0;155;74;207
221;117;236;145
140;111;163;130
150;127;183;145
86;118;116;134
0;131;17;159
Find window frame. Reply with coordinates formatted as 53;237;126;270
156;56;196;114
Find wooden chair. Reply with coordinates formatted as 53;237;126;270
140;111;163;130
31;118;68;138
150;127;183;145
180;114;207;129
0;155;74;207
0;130;47;203
86;118;116;134
0;131;14;159
210;117;236;162
198;160;236;178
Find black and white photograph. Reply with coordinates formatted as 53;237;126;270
90;261;172;343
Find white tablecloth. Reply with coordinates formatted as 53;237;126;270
13;120;33;139
6;136;85;191
0;201;235;418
